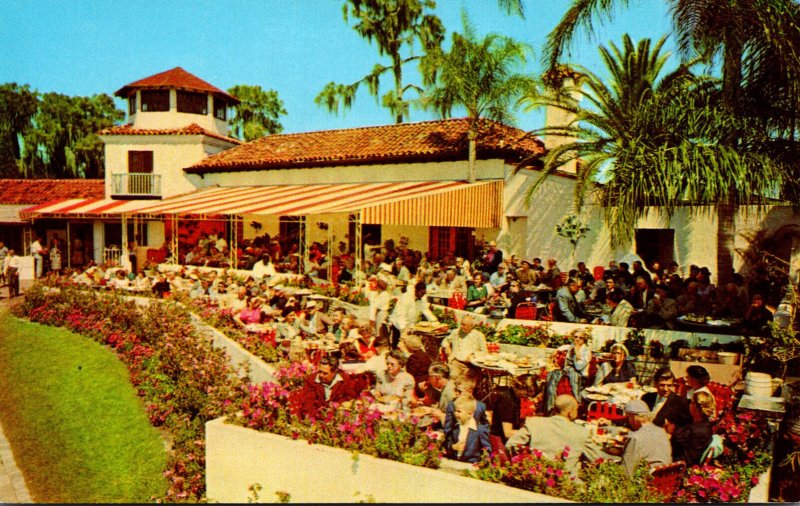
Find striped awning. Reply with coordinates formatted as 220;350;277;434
19;180;504;228
139;180;503;227
19;198;155;219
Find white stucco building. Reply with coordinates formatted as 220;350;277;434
14;67;800;281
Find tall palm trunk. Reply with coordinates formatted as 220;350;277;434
716;37;744;286
467;127;477;183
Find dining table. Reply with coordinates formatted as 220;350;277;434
674;315;743;335
410;321;452;361
470;351;547;401
580;381;657;409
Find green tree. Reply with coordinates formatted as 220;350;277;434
542;0;800;284
523;35;786;252
227;84;287;141
0;83;38;177
315;0;444;123
423;12;537;182
22;93;123;179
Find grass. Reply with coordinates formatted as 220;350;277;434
0;310;167;503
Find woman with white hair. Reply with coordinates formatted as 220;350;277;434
594;343;637;386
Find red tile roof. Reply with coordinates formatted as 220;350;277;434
99;123;242;145
0;179;104;205
114;67;239;103
184;118;546;174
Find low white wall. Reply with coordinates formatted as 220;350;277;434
205;417;570;503
125;295;277;384
186;312;276;385
496;318;742;352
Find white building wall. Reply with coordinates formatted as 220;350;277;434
102;135;234;199
127;90;231;135
188;159;506;188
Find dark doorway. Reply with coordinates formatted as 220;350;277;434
635;229;675;269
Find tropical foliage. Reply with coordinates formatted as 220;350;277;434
524;34;788;256
540;0;800;285
315;0;444;123
0;84;123;178
227;84;287;141
423;11;536;181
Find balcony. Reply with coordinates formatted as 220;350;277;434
111;173;162;199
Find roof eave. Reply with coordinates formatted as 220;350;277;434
183;149;544;175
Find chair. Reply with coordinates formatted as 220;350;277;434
706;381;734;417
649;460;686;500
592;265;605;281
515;302;537;320
519;398;537;418
586;401;626;423
489;435;510;463
539;302;557;322
701;434;725;465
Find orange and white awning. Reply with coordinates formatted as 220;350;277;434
136;181;503;228
19;198;156;220
20;180;504;228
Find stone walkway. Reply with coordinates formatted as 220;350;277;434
0;280;35;503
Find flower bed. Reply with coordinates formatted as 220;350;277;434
231;363;442;469
13;285;247;502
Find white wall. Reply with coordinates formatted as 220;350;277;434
190;159;506;188
127;89;231;135
205;418;569;504
102;135;235;199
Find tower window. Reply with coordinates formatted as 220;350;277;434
140;90;170;112
177;91;208;115
128;94;137;115
213;96;227;120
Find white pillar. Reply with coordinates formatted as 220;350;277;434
120;216;132;271
92;221;104;264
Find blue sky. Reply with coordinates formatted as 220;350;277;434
1;0;675;135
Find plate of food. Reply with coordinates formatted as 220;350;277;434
585;393;610;401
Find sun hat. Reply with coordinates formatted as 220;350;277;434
305;300;318;309
624;398;650;415
609;343;630;357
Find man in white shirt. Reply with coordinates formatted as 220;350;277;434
369;278;393;346
30;236;44;278
388;281;437;350
442;314;488;381
3;249;22;297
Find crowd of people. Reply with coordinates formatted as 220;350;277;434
15;235;799;500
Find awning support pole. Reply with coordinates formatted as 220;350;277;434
66;221;71;269
230;215;239;269
171;215;179;265
352;212;362;272
121;215;130;270
300;216;307;276
327;220;333;282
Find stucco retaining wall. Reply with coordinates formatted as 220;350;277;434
205;417;571;503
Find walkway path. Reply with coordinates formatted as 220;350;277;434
0;280;35;503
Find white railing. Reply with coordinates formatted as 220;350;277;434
104;246;121;266
111;173;161;197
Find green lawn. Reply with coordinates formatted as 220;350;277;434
0;311;167;503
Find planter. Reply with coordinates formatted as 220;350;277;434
327;297;370;320
205;417;571;503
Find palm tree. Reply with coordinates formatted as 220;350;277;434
523;35;786;251
543;0;800;284
315;0;444;124
423;12;537;182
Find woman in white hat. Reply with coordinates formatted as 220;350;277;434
594;343;637;386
